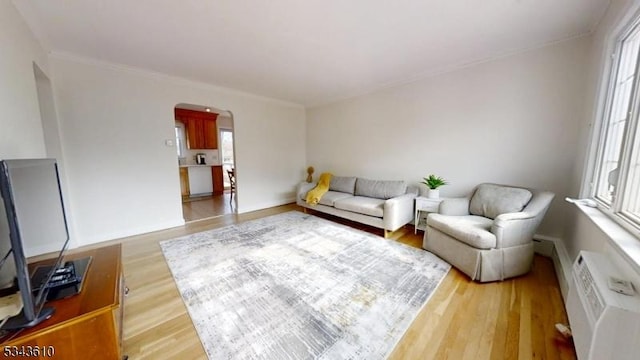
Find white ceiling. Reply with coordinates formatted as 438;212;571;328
15;0;610;107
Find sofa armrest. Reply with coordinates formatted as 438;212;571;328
438;197;471;215
296;182;316;205
383;193;416;231
491;212;538;248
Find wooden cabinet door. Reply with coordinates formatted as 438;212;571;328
204;118;218;149
187;118;204;149
180;167;190;196
212;166;224;195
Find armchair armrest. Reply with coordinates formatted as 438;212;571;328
491;212;539;248
383;193;416;231
438;197;471;216
494;212;536;223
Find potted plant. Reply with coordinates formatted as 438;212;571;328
422;175;447;199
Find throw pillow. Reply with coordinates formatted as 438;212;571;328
469;184;532;219
329;176;357;194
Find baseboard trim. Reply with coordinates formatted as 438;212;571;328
238;197;296;214
533;234;572;300
76;218;186;247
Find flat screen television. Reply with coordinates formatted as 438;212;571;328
0;159;70;330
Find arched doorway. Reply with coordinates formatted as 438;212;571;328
173;103;236;222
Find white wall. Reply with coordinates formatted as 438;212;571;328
307;37;589;238
217;114;233;129
0;1;48;159
50;55;306;246
0;1;81;254
0;0;50;280
33;63;78;246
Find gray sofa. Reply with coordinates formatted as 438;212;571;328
297;176;417;237
423;183;554;282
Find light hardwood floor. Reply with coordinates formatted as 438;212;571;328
115;204;575;359
181;192;236;222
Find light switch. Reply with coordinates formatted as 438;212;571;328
165;139;174;147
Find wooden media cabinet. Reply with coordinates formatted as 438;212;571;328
1;244;125;359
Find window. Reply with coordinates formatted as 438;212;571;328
592;17;640;232
175;123;187;158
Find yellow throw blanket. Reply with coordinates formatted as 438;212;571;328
305;172;333;205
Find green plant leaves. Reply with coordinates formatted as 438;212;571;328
421;174;447;189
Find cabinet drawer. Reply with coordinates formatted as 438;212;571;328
416;198;441;212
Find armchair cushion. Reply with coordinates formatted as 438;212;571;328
469;184;532;219
428;214;496;249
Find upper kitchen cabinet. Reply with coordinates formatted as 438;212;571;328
203;117;217;149
187;117;205;149
175;108;218;149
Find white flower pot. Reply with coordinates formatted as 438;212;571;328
427;189;440;199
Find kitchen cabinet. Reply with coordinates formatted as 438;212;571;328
175;108;218;150
186;117;204;150
212;165;224;195
203;118;218;149
179;167;190;197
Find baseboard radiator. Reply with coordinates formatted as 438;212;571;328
566;251;640;360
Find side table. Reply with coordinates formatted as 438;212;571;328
415;196;445;234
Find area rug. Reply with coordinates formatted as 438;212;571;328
160;211;450;359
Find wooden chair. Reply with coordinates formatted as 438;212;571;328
227;168;235;202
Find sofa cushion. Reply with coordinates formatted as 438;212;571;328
355;178;407;200
427;214;496;249
469;184;532;219
317;191;353;206
329;176;357;194
334;196;385;218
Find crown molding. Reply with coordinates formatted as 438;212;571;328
308;33;590;109
48;51;305;110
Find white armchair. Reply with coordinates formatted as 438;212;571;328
423;183;554;282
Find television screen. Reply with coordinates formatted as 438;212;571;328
3;160;69;258
0;159;70;329
0;203;15;291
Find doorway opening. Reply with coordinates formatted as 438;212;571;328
174;103;236;222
